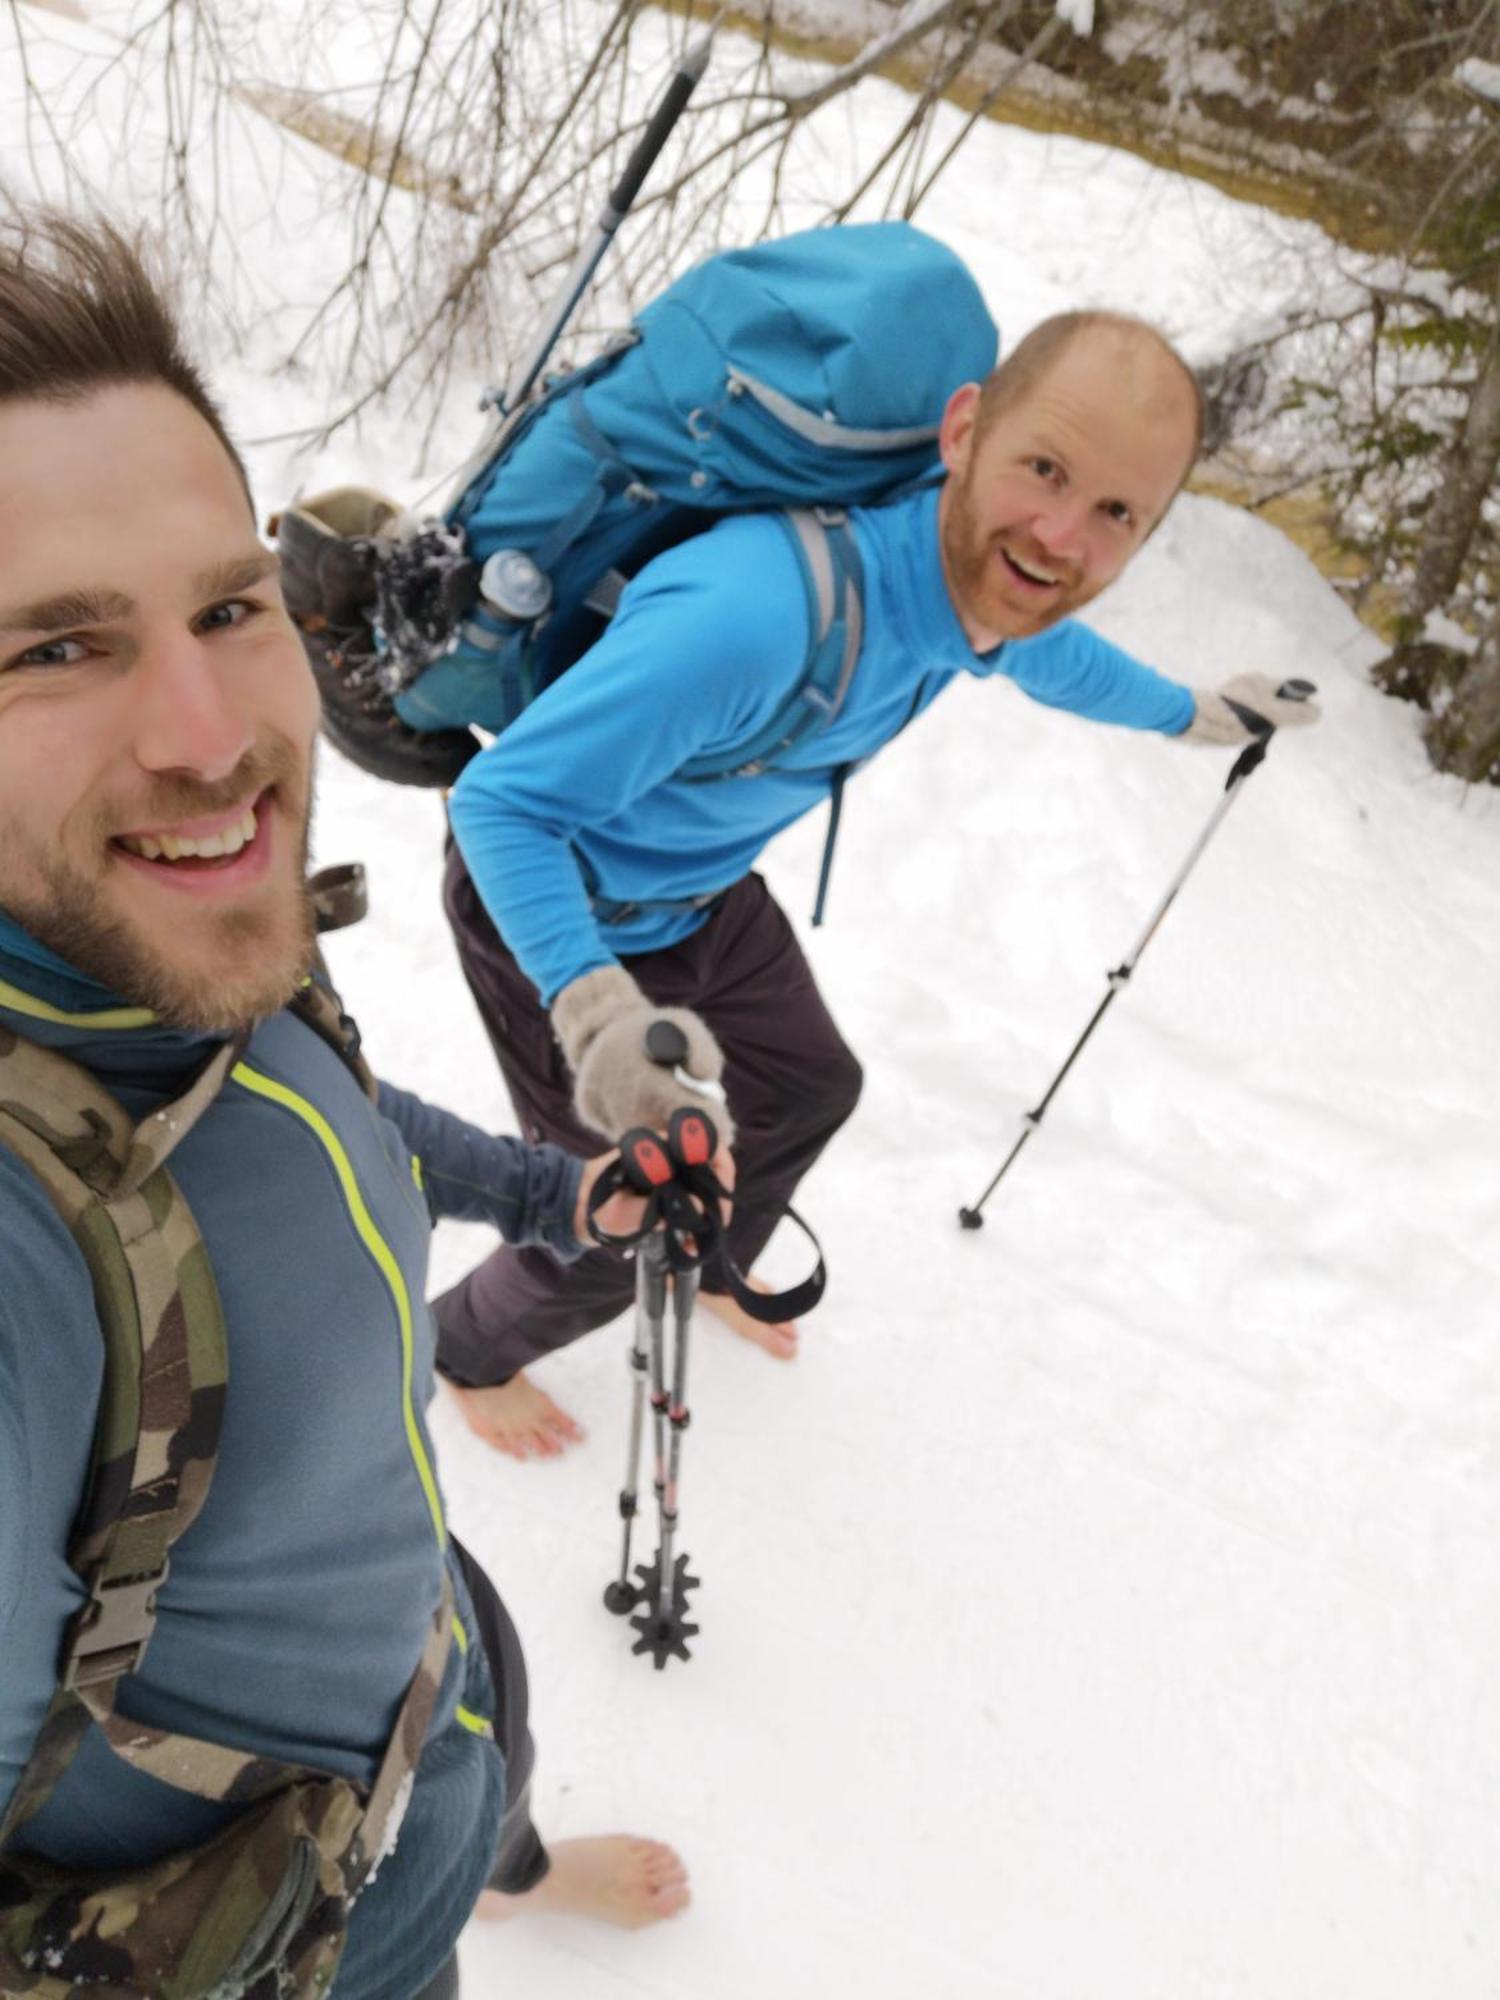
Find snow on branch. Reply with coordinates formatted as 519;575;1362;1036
1456;57;1500;109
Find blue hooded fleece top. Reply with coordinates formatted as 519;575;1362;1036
448;482;1196;1005
0;918;584;1999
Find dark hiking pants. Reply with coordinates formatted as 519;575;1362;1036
414;1540;551;1998
433;845;863;1385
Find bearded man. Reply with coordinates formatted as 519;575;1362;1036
0;212;688;2000
430;310;1320;1458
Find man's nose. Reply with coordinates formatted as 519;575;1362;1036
130;632;254;780
1031;495;1091;562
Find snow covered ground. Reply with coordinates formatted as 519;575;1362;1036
4;6;1498;1996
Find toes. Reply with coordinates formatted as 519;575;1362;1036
650;1881;691;1919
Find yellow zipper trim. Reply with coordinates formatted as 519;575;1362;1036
231;1060;446;1548
450;1614;496;1735
0;973;155;1030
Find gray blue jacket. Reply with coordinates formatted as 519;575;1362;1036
449;481;1196;1004
0;917;583;1999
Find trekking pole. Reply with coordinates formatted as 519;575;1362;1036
602;1233;664;1616
593;1043;710;1666
444;16;720;515
635;1254;699;1661
958;679;1317;1230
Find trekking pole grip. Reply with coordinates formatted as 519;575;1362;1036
605;25;716;223
1224;678;1318;788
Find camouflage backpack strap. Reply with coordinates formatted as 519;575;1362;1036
289;965;378;1105
0;1026;456;1998
291;865;379;1105
0;1029;244;1844
0;1576;456;2000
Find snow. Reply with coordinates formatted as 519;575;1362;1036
4;4;1499;1996
1052;0;1096;39
1457;56;1500;108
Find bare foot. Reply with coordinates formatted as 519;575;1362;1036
444;1373;585;1460
476;1835;690;1930
699;1276;798;1360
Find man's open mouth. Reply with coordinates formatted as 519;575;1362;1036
1000;549;1061;590
112;792;270;873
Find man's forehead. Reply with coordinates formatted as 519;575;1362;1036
1006;341;1195;488
0;378;256;535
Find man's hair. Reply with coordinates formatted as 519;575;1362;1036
975;310;1205;469
0;208;249;494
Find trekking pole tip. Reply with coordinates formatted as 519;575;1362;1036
681;9;723;78
957;1206;985;1231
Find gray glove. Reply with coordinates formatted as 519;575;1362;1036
552;965;735;1145
1182;673;1322;745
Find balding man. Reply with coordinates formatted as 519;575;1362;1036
435;310;1320;1457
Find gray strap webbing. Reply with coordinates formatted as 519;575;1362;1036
727;369;941;453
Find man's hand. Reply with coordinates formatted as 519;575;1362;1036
1182;672;1322;745
573;1144;735;1249
551;965;736;1144
574;1151;649;1246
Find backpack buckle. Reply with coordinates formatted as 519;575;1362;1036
62;1567;167;1690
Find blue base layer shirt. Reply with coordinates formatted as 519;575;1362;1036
448;482;1195;1005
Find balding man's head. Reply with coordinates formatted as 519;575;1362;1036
936;312;1202;650
975;312;1203;483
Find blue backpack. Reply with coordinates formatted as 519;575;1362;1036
398;221;998;773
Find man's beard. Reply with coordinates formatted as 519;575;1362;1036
1;737;318;1035
941;467;1089;641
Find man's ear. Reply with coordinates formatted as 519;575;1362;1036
938;382;981;478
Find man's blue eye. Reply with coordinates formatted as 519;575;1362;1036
199;600;252;632
16;637;89;668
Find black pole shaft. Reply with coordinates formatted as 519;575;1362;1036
500;28;714;418
957;982;1121;1224
958;680;1316;1230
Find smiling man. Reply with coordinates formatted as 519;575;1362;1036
412;305;1320;1461
0;391;319;1027
0;212;687;2000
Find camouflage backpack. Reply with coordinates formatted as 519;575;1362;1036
0;949;453;2000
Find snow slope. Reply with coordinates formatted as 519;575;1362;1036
4;6;1498;1995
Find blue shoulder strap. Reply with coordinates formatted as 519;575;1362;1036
587;508;867;930
675;508;865;782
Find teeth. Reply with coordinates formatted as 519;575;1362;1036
121;806;258;863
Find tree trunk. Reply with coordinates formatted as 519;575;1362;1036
1404;316;1500;629
1372;301;1500;711
1425;608;1500;785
